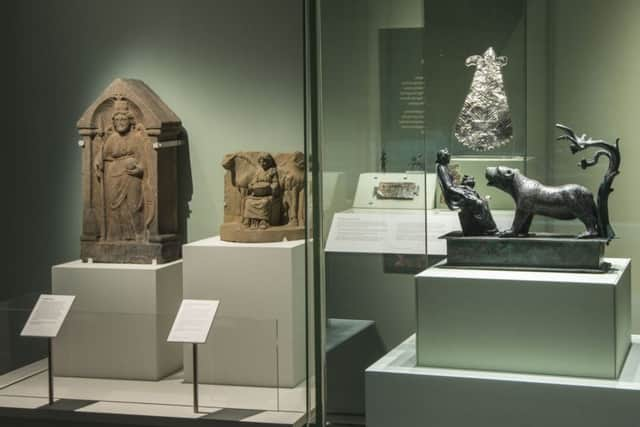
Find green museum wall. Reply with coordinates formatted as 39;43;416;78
423;0;527;159
10;0;303;301
319;0;640;335
525;0;551;185
548;0;640;333
321;0;423;180
319;0;423;236
6;0;640;338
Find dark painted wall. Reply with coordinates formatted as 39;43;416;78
8;0;304;303
3;1;17;301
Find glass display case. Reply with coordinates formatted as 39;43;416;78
318;0;640;426
2;1;317;426
4;1;640;426
317;2;427;424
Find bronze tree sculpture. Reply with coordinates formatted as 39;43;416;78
556;124;621;241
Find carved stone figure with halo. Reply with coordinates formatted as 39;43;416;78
77;78;184;264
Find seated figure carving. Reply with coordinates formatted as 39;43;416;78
243;154;281;229
221;151;306;243
436;148;498;236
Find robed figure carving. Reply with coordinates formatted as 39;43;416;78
78;79;183;264
244;154;281;229
221;151;306;243
436;149;498;236
94;98;148;241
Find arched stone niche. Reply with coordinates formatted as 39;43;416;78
77;78;183;264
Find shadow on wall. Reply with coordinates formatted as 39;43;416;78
179;127;194;244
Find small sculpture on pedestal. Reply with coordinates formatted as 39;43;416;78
436;148;497;236
408;153;425;171
380;150;387;173
441;124;621;273
77;78;184;264
221;151;305;243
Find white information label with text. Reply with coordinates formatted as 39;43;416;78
21;295;76;338
325;212;426;254
168;299;220;344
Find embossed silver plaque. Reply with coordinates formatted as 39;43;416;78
454;47;513;152
375;182;419;200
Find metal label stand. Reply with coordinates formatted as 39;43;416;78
192;343;199;413
47;338;54;405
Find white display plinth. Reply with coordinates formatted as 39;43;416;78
52;260;183;380
182;236;306;387
416;258;631;379
366;334;640;427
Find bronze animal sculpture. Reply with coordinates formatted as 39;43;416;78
485;166;599;238
486;124;621;242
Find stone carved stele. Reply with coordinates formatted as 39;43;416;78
221;152;306;243
77;79;183;264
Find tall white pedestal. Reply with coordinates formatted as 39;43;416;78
182;236;306;387
416;258;631;379
366;335;640;427
52;260;183;380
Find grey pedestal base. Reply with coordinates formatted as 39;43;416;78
366;334;640;427
52;260;183;380
326;319;384;417
416;258;631;378
442;232;608;272
326;252;424;353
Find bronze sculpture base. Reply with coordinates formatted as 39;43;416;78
220;223;305;243
441;232;610;273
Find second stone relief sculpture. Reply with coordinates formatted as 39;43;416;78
221;151;306;243
77;78;184;264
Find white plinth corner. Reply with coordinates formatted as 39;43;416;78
366;334;640;427
52;259;183;381
183;236;307;388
